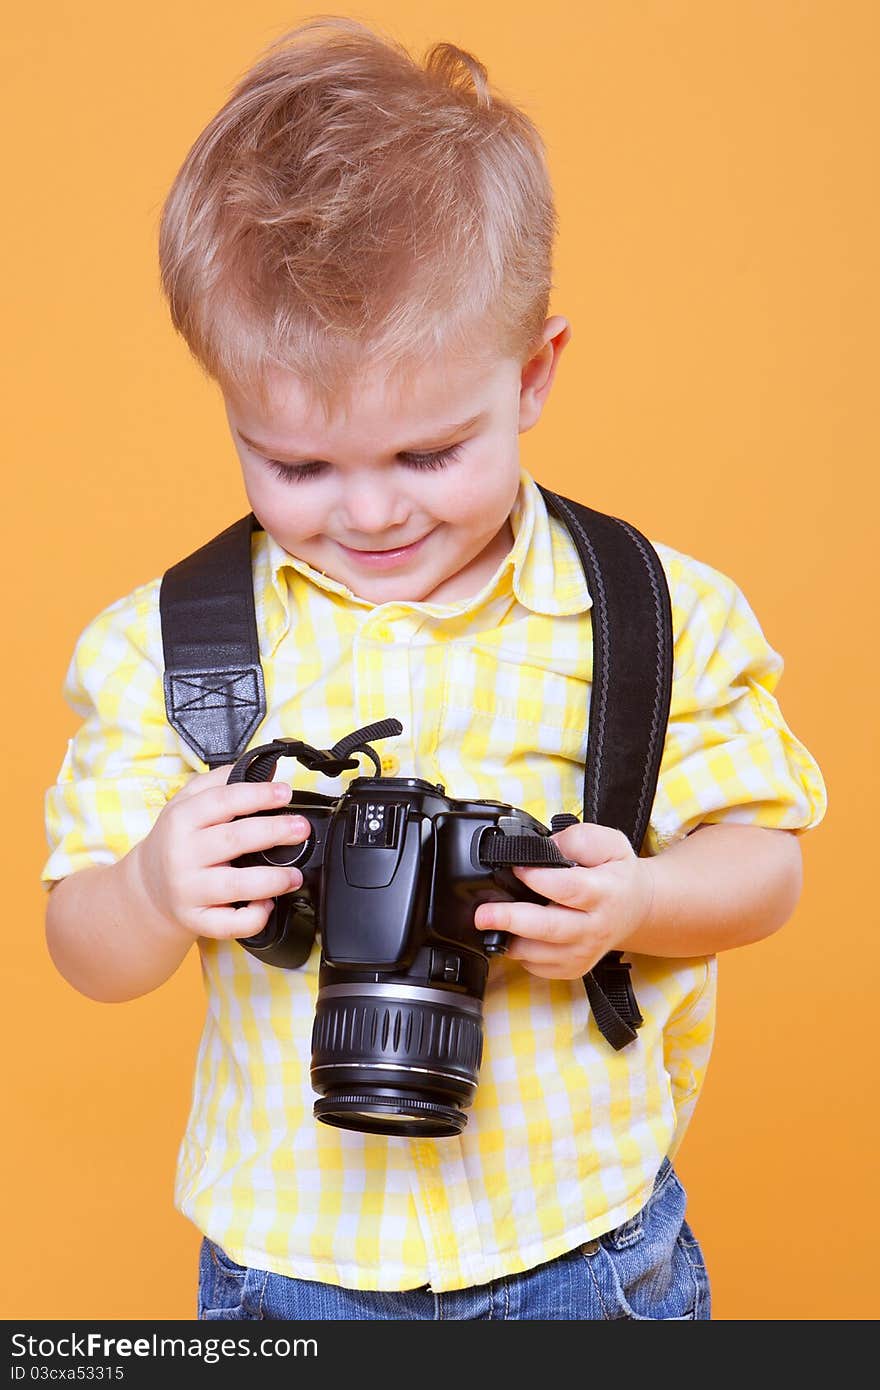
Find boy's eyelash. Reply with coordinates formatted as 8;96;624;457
264;443;464;484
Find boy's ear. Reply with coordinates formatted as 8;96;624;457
519;315;572;433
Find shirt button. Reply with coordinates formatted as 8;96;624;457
380;755;400;775
373;624;392;641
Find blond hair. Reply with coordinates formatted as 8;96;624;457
158;15;558;416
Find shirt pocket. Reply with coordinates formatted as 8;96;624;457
438;645;588;814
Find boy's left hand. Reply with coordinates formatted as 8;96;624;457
473;823;655;979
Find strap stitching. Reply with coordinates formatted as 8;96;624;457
606;518;666;846
168;671;261;712
546;494;608;824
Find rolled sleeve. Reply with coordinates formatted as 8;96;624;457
41;581;200;889
644;547;828;856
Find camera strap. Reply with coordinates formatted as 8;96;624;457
160;514;266;767
536;488;673;1049
159;488;673;1050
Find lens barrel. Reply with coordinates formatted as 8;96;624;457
310;982;484;1137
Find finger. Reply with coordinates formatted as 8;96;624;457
505;935;601;970
197;864;302;906
551;822;634;868
475;900;588;945
199;812;312;868
192;899;277;941
183;779;294;829
517;958;588;980
509;863;598;911
507;940;573;967
169;763;238;801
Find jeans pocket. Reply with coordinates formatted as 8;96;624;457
580;1165;711;1320
197;1237;252;1320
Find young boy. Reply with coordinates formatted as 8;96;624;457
42;18;826;1320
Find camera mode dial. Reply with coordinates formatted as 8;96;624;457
257;808;315;869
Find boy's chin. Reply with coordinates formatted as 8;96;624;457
341;567;437;603
342;560;462;606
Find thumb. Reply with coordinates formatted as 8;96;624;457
552;821;634;867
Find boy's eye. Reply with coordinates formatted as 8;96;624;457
264;442;464;485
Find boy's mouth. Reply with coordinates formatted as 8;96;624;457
338;529;434;569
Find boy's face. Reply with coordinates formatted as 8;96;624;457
223;316;570;605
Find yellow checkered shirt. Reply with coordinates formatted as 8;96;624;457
42;468;826;1291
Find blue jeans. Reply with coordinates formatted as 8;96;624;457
197;1158;710;1320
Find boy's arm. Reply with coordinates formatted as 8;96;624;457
475;820;804;979
43;588;305;1003
44;769;312;1004
628;821;803;955
45;847;193;1004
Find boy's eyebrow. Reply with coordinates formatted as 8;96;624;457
236;413;486;461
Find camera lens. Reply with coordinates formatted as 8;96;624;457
314;1089;467;1136
310;982;484;1137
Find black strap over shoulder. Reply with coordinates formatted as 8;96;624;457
160;515;266;768
536;488;673;856
537;488;673;1049
159;489;674;1050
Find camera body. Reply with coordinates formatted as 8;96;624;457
230;725;574;1137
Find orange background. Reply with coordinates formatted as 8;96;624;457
4;2;877;1320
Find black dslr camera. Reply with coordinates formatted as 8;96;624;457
229;719;576;1138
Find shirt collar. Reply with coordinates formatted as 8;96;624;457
256;466;592;645
509;470;593;617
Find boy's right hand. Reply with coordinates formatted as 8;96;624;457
130;764;311;941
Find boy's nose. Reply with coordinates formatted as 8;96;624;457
339;480;410;536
